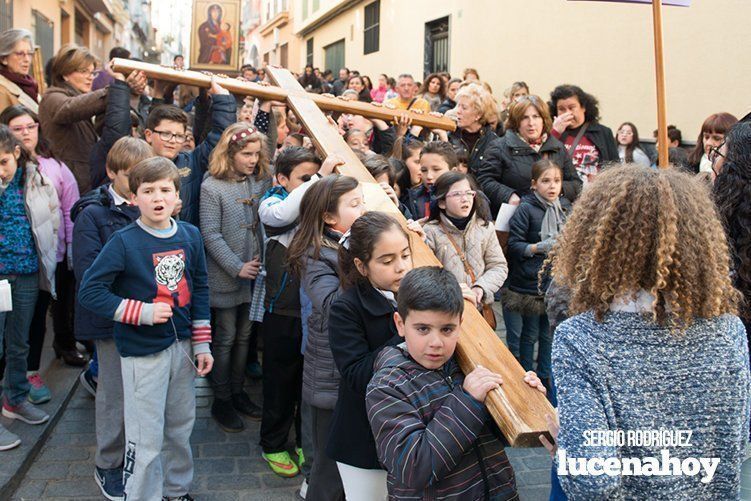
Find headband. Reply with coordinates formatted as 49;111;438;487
230;126;257;145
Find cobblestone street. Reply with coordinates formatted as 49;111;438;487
10;372;553;500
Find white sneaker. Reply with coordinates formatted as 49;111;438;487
298;478;308;500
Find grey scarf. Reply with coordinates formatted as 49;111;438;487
533;191;565;241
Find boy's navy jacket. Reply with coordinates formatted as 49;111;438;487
71;185;140;340
78;219;211;357
88;79;236;226
507;193;572;295
326;282;401;470
402;184;432;220
366;345;517;500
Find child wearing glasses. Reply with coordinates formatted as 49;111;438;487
423;171;508;315
505;159;571;396
199;123;271;432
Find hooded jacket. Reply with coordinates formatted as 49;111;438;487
366;345;518;500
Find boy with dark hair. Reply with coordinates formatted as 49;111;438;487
366;266;545;500
258;147;340;479
72;136;154;500
78;157;213;500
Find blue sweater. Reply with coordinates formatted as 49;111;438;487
553;311;750;499
78;218;211;357
0;167;38;275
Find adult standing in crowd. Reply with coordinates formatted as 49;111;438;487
346;75;372;103
447;82;499;177
687;112;737;174
92;47;130;91
370;73;389;103
713;120;751;343
0;29;40;113
384;74;430;113
39;44;108;194
298;64;322;94
478;95;580;216
549;84;618;184
418;73;445;112
332;67;349;96
438;77;462;114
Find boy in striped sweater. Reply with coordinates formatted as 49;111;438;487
79;157;213;500
366;267;545;500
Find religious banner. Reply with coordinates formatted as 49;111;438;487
190;0;241;71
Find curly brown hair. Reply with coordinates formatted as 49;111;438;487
548;164;740;327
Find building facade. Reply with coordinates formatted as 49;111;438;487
290;0;750;139
4;0;151;70
242;0;302;71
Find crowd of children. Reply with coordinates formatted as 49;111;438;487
0;39;749;501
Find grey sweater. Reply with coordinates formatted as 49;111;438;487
199;174;271;308
553;311;750;500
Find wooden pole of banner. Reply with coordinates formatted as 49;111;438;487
652;0;670;168
111;58;554;447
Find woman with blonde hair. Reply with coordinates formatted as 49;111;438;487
545;165;750;499
447;82;500;176
199;123;272;432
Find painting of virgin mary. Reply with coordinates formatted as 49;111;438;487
191;0;240;71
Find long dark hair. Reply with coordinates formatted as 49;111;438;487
616;122;643;163
287;175;360;278
419;73;446;100
429;171;491;224
0;105;55;160
713;120;751;319
339;212;410;289
0;124;34;185
688;112;738;168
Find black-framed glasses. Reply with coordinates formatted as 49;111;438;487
152;130;187;143
708;142;726;164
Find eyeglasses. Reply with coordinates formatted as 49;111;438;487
708;142;726;164
9;123;38;134
152;130;188;143
11;51;34;59
445;189;476;199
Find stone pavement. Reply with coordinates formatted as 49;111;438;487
9;305;553;500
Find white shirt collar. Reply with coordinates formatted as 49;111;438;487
108;185;130;206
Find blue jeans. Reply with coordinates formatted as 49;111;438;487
0;273;39;405
502;306;522;358
506;310;551;379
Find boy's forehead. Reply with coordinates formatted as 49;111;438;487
290;161;319;176
154;120;186;133
404;309;461;326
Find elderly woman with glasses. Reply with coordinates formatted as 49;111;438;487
0;29;41;113
38;44;111;194
477;95;581;216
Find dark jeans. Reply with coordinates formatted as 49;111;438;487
27;291;50;372
0;273;39;405
502;306;522;358
260;312;302;453
307;405;344;501
506;310;552;379
51;260;77;351
210;304;252;400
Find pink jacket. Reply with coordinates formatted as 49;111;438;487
370;85;388;103
37;156;80;262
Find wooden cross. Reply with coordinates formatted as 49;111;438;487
112;59;554;446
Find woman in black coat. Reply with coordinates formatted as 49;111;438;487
326;212;412;498
477;95;581;217
447;82;499;177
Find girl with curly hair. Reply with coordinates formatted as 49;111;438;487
544;165;750;499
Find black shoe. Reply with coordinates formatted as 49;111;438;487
53;342;87;367
211;398;244;432
232;392;262;420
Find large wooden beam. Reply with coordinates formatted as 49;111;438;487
111;59;456;132
266;66;554;447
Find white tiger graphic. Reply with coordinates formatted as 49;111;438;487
154;253;186;292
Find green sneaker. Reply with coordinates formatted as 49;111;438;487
295;447;305;470
262;451;300;478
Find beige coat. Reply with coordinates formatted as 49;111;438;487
0;74;39;113
38;84;107;194
23;163;60;296
423;213;508;304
